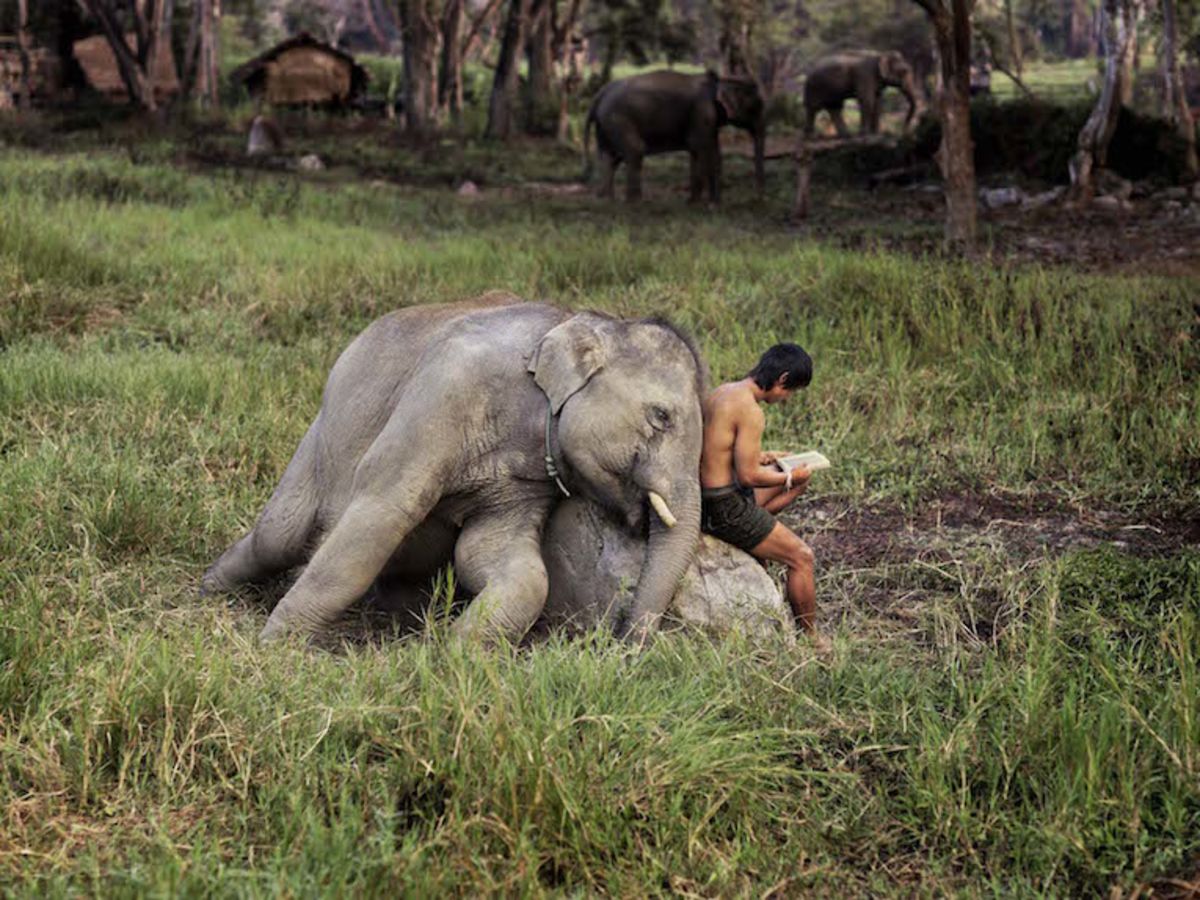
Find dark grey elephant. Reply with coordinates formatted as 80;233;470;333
201;293;705;644
584;69;765;203
803;50;921;137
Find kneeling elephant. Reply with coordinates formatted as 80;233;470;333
202;294;705;644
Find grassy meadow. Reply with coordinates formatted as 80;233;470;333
1;131;1198;895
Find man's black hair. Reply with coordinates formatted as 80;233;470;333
748;343;812;390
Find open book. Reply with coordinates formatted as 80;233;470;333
773;450;831;474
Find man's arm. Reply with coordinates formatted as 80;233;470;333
732;410;791;489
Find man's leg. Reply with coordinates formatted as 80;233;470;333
750;522;817;634
754;484;807;514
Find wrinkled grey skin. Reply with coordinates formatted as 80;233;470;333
584;69;766;203
803;50;921;137
538;498;793;640
201;293;705;644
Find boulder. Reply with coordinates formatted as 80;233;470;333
296;153;325;172
1021;186;1065;211
1095;168;1133;201
980;186;1024;209
539;499;792;640
246;114;283;157
1092;194;1131;213
456;179;480;197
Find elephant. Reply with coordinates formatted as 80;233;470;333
201;292;706;644
583;69;766;203
803;50;921;138
537;497;794;641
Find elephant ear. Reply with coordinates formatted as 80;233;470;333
529;314;610;413
878;52;905;82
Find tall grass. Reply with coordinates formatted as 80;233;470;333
1;145;1197;893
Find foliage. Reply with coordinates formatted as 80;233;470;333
0;137;1197;894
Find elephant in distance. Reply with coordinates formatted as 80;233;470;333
584;69;766;203
803;50;921;137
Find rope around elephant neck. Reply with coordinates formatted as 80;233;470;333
544;398;571;498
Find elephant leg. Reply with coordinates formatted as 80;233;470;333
259;485;440;639
687;152;703;204
597;148;616;199
201;427;320;594
707;146;722;204
830;104;850;138
624;152;644;202
451;510;551;643
861;94;878;134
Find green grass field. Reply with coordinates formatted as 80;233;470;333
1;122;1198;896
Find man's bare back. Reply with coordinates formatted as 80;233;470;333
698;345;824;644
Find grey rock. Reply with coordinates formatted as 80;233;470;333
246;115;283;157
539;499;792;640
296;153;325;172
1095;169;1133;201
1021;186;1065;211
1158;186;1189;202
1192;181;1200;202
980;186;1024;209
456;180;480;196
1092;194;1130;213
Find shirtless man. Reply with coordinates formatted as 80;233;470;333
699;343;823;643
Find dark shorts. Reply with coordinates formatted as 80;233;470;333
701;484;776;553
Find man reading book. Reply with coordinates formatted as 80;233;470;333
699;343;825;646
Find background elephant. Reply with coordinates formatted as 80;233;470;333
538;498;794;641
202;293;706;644
584;69;765;203
803;50;921;137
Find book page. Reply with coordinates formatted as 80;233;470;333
774;450;831;473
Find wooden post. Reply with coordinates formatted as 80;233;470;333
790;131;813;221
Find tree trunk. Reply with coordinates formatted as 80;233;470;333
1070;0;1142;197
437;0;465;121
16;0;32;108
1160;0;1198;179
187;0;221;108
81;0;159;111
524;0;557;134
1004;0;1022;77
552;0;585;142
485;0;531;139
399;0;439;133
914;0;977;250
144;0;175;93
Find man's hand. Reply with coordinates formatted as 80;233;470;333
760;450;786;466
785;466;811;493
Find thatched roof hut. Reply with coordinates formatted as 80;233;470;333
72;34;179;102
230;33;368;107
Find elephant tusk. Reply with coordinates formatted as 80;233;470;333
647;492;677;528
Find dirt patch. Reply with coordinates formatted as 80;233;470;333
796;491;1200;571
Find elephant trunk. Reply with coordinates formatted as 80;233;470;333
619;476;702;642
902;79;920;130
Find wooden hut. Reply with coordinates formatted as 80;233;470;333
72;33;179;103
230;33;368;107
0;37;62;105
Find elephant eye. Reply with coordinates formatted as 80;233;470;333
647;405;672;432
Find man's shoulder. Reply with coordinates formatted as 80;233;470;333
710;382;760;415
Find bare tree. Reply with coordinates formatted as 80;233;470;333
183;0;221;107
16;0;32;108
485;0;531;139
397;0;439;132
437;0;465;120
1160;0;1198;179
79;0;162;110
912;0;978;249
1070;0;1143;198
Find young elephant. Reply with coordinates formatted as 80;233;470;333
202;293;705;644
584;69;765;203
803;50;921;137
